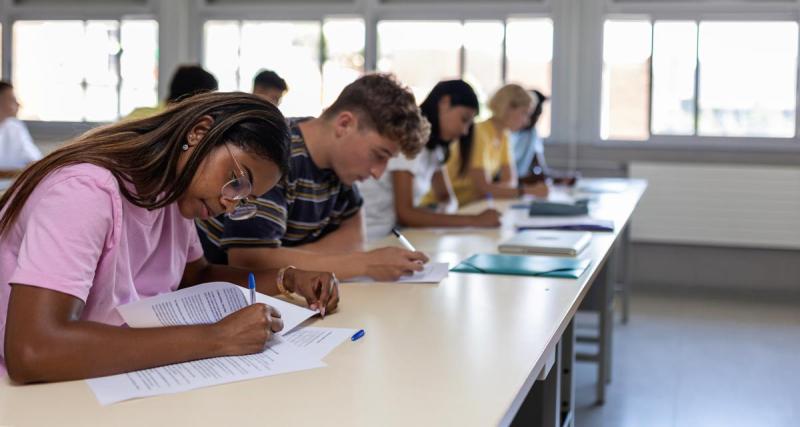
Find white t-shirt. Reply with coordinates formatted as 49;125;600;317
0;118;41;170
361;146;445;241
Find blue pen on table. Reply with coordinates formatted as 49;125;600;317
351;329;365;341
248;272;256;305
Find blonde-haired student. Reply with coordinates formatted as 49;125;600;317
437;84;548;207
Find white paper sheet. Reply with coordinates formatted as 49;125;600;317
344;262;449;283
86;336;324;406
87;282;354;405
283;327;358;360
116;282;316;335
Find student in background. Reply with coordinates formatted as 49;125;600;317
253;69;288;106
196;74;432;281
441;83;548;206
127;64;219;120
513;90;578;187
361;80;501;241
0;82;41;179
0;92;339;383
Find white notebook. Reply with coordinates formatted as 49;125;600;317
498;230;591;256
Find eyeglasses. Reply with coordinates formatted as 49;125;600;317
221;144;258;221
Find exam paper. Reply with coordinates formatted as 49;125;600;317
87;283;354;405
283;327;357;360
116;281;316;335
86;336;325;406
345;262;449;283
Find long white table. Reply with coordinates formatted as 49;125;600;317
0;179;646;426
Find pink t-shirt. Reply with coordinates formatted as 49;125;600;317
0;164;204;374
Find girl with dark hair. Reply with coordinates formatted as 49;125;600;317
0;92;339;383
362;80;501;240
440;84;548;207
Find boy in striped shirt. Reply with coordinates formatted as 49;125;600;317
197;74;431;281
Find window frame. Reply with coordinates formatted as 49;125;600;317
0;1;157;129
598;1;800;148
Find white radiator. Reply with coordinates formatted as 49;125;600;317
629;161;800;250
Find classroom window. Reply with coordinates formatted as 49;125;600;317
377;21;462;102
601;20;652;141
601;19;798;140
506;18;553;137
697;22;797;138
378;18;553;137
204;18;364;117
12;19;158;122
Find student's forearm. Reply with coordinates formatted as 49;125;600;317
478;183;520;199
229;247;367;279
6;320;223;383
396;205;481;228
300;213;365;253
300;230;363;253
184;262;283;296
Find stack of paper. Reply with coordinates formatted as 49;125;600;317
87;282;355;405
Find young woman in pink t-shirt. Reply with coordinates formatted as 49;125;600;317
0;92;339;383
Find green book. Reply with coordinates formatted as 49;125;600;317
451;254;591;279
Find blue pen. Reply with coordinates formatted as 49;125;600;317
248;273;256;305
486;193;495;209
351;329;365;341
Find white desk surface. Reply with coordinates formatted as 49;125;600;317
0;179;646;427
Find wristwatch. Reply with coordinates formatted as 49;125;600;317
276;265;297;298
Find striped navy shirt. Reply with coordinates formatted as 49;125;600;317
196;117;363;264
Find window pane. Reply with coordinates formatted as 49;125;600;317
322;18;364;108
13;21;86;121
601;20;652;141
204;21;241;92
651;21;697;135
239;21;322;117
463;21;503;113
13;19;155;121
377;21;461;102
120;20;158;116
698;21;797;138
506;18;553;137
83;21;120;121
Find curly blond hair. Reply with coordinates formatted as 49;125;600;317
321;73;430;157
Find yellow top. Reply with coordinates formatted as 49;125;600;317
426;119;511;206
124;102;167;121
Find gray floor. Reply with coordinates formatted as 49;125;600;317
574;289;800;427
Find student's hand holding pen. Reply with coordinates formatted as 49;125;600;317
283;269;340;317
213;303;283;356
359;247;429;281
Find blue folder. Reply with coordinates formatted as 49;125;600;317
451;254;591;279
